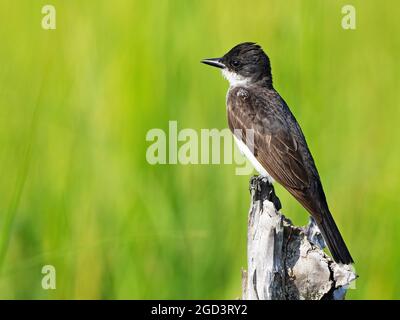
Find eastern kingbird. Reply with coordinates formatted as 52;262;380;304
201;42;353;264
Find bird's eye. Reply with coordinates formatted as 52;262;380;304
232;60;241;67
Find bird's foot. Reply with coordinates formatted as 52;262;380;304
249;175;282;211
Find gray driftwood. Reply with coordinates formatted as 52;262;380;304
241;176;357;300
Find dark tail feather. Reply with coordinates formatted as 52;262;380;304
317;209;354;264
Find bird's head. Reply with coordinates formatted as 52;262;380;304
201;42;272;87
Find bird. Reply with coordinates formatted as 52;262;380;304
201;42;353;264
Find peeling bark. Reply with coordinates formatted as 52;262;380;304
242;176;357;300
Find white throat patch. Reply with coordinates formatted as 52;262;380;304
222;69;250;87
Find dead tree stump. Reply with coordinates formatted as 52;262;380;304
241;176;357;300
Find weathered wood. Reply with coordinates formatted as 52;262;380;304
242;176;357;300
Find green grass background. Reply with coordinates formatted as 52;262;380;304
0;0;399;299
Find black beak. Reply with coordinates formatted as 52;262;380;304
201;57;226;69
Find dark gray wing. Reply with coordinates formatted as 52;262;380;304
227;86;327;220
227;86;310;191
227;86;354;264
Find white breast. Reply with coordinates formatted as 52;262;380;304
233;135;275;182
